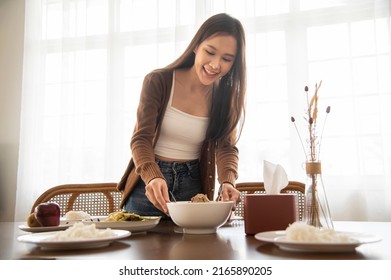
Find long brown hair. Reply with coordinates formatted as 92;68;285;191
161;13;246;144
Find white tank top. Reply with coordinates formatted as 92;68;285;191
154;72;209;160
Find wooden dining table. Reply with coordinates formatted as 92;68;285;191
1;219;390;260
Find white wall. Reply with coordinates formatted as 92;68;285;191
0;0;25;222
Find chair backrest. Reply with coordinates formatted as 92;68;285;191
234;181;305;221
30;183;122;217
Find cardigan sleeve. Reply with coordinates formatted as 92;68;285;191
130;71;170;184
215;130;239;187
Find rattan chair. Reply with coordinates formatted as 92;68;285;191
30;183;122;217
234;181;305;221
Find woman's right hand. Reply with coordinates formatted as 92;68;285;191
144;177;170;215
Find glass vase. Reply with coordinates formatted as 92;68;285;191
304;161;333;229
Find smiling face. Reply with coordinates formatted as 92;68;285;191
193;34;237;86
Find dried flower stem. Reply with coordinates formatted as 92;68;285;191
317;105;331;159
307;171;335;228
307;80;322;162
291;117;307;158
292;81;327;161
307;173;321;227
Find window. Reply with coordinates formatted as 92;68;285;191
17;0;391;222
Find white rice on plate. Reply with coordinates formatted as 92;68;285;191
47;222;114;241
285;222;353;243
65;210;91;220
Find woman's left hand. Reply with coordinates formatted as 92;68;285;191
219;183;241;210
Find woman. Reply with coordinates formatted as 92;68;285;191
117;13;246;219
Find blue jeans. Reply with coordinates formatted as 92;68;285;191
123;159;202;219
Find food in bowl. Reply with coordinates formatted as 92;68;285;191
285;222;353;242
166;200;234;234
191;193;210;203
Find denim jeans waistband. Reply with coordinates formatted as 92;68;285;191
156;159;199;170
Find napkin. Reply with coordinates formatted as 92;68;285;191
263;160;288;194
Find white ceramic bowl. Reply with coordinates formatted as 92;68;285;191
166;201;234;234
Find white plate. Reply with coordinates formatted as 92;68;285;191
17;229;131;250
82;216;161;232
18;220;77;233
254;230;382;253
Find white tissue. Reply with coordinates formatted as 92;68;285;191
263;160;288;194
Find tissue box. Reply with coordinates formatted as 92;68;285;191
244;194;299;235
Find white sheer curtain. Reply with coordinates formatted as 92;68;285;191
16;0;391;222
